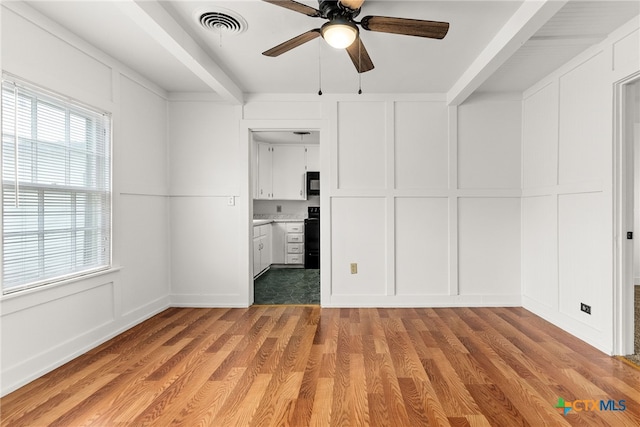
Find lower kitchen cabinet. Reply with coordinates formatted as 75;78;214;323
253;223;272;278
254;221;304;275
265;220;305;267
286;253;304;264
271;222;287;264
285;222;304;266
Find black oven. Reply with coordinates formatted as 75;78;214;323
306;171;319;197
304;206;319;269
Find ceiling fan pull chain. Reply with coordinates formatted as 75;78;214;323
318;40;323;96
358;37;363;94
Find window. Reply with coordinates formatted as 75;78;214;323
1;77;111;294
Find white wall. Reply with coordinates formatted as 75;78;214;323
168;99;245;306
328;95;522;306
521;17;640;354
169;98;323;307
168;93;522;307
0;4;171;396
630;82;640;284
165;93;522;308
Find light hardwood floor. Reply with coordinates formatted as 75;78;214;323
1;306;639;426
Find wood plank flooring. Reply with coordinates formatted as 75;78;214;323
2;306;640;426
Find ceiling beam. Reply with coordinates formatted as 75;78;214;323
446;0;568;106
527;35;605;47
116;0;244;104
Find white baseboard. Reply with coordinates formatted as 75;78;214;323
170;293;249;308
1;296;170;397
522;295;612;355
325;293;522;308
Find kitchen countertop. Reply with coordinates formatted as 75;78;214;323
253;218;306;226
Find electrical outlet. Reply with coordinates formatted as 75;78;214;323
227;196;235;206
276;205;282;213
580;303;591;315
350;263;358;274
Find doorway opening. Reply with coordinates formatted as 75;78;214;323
615;74;640;358
250;130;321;305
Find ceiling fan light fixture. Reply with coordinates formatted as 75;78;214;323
321;21;358;49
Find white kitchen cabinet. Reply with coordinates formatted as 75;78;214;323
253;223;272;277
305;145;320;172
287;243;303;253
285;221;304;265
272;145;306;200
270;221;304;266
286;233;304;243
286;253;303;264
254;143;319;200
253;237;261;276
256;143;273;199
260;228;271;273
285;222;304;233
271;222;287;264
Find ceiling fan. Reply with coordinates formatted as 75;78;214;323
261;0;450;73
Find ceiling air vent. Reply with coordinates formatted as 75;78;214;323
197;9;247;35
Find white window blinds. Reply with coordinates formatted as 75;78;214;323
1;77;111;294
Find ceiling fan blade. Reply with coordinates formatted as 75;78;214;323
360;16;449;39
339;0;365;10
262;0;321;17
262;30;322;57
345;36;374;73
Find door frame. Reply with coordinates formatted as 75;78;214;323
239;119;328;307
613;72;640;355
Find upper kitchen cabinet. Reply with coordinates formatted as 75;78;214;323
272;145;306;200
305;145;320;172
255;143;319;200
257;143;273;199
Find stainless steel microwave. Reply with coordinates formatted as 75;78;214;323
306;171;319;196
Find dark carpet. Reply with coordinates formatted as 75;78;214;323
636;285;640;354
254;268;320;305
623;285;640;367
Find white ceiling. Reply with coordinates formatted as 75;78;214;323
21;0;640;102
478;0;640;92
164;0;523;95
